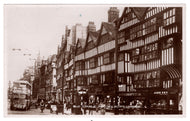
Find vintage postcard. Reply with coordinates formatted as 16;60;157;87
3;4;185;117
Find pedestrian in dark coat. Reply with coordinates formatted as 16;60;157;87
40;100;45;113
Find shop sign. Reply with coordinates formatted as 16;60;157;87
154;91;168;95
119;93;141;96
78;90;86;94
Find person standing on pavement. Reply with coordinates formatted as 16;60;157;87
99;101;106;115
40;100;45;113
88;99;94;115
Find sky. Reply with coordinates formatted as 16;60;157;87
4;5;125;82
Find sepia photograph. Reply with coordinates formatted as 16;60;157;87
3;3;185;117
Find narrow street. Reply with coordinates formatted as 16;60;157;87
8;108;56;115
7;107;115;115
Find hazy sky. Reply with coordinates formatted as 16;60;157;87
4;5;124;82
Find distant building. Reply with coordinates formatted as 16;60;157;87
32;53;41;99
45;54;57;101
38;60;47;100
87;21;96;33
71;23;87;45
21;66;33;83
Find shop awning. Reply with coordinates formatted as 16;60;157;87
160;65;181;79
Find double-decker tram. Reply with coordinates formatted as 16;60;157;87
10;80;31;110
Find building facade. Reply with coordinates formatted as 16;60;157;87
116;7;182;113
31;7;182;114
56;36;67;102
38;60;47;100
45;54;57;101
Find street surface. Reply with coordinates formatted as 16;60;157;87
7;108;114;115
8;108;56;115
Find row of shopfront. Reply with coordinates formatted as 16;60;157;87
53;7;183;114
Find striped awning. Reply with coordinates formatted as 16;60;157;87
160;65;182;79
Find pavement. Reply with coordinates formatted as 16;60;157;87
7;107;114;115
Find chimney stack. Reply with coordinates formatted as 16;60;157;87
108;7;119;23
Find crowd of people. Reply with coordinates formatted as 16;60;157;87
34;98;148;115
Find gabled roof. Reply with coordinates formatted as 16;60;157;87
131;7;149;21
102;22;116;37
84;31;99;50
78;38;86;49
96;22;116;45
89;31;99;44
75;38;86;55
118;7;149;26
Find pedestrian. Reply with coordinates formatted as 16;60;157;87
88;100;94;115
83;102;87;115
96;102;99;113
40;100;45;113
50;100;57;113
99;101;106;115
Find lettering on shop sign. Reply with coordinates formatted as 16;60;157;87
154;91;168;95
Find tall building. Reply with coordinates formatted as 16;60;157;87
87;21;96;33
108;7;119;22
72;23;87;45
38;60;47;100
